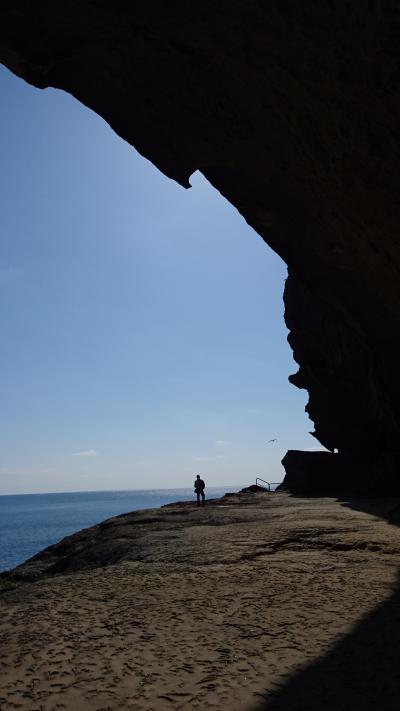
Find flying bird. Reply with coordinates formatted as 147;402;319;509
267;438;277;443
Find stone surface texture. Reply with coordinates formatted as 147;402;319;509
1;2;399;489
2;492;400;709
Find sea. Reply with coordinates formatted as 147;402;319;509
0;486;241;573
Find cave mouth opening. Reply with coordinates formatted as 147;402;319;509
0;64;314;497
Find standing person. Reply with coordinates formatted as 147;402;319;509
194;475;206;506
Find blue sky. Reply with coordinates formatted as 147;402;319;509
0;64;314;494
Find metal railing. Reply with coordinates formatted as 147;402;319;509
256;477;281;492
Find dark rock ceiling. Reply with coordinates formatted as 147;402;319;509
1;1;399;491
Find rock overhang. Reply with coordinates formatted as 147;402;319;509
1;1;399;492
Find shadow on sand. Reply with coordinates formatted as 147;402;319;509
250;496;400;711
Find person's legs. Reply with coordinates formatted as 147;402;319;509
196;491;200;506
201;491;205;505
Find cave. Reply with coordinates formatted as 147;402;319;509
1;2;399;494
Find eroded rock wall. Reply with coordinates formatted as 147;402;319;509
1;1;399;491
284;273;400;491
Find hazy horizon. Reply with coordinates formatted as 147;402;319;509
0;64;319;496
0;482;252;497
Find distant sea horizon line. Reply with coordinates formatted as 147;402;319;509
0;483;269;498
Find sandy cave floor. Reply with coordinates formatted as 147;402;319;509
1;492;400;711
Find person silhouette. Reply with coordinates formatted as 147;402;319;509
194;475;206;506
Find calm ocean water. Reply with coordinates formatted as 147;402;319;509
0;486;239;573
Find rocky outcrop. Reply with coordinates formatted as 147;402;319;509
1;2;399;491
283;276;400;493
0;491;268;586
280;451;360;496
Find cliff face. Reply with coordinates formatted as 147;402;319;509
1;2;399;491
284;275;400;492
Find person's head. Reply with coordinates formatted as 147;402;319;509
196;475;200;479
